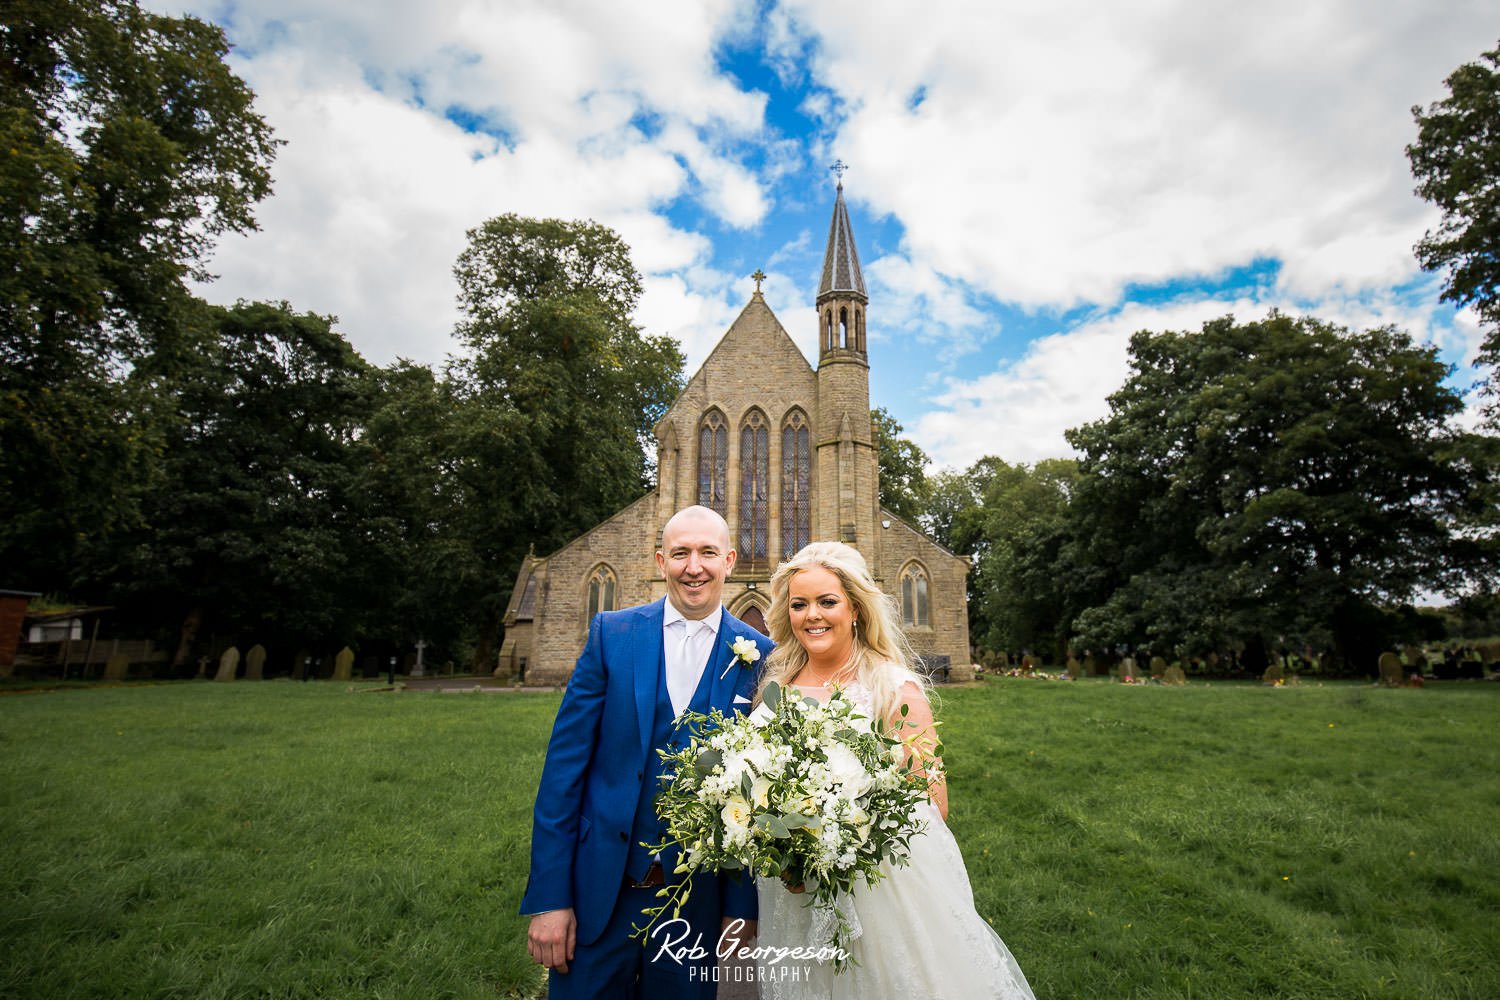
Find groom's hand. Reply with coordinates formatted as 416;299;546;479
721;916;757;944
528;908;577;974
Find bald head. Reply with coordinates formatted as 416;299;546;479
657;505;736;620
661;505;730;550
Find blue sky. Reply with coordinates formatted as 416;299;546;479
163;0;1492;467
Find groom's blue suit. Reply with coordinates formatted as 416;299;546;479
521;598;772;998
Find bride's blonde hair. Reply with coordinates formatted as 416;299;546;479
757;540;927;730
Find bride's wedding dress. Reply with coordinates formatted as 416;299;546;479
754;682;1037;1000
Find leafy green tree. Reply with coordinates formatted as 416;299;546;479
967;459;1078;660
872;406;930;522
1064;313;1481;670
447;215;684;669
923;457;1076;660
352;361;477;659
924;468;986;554
1408;40;1500;421
0;0;278;588
110;302;370;669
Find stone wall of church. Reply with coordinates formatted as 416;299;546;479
522;493;661;686
874;513;974;682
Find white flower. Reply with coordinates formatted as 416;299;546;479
730;635;761;665
823;743;873;799
721;797;752;833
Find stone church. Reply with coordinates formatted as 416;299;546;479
498;182;972;685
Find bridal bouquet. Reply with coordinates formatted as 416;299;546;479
635;680;933;965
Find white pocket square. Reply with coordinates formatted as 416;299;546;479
733;695;752;705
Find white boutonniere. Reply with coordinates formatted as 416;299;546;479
720;634;762;680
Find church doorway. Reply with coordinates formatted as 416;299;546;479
740;605;768;636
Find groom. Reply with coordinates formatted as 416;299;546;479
522;504;772;999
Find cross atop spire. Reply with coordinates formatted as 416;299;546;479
829;159;848;188
751;268;767;294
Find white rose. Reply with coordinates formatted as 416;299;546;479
721;796;752;831
823;743;873;798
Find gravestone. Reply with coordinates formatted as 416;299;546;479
245;644;267;681
1163;664;1187;686
1066;656;1081;680
1262;662;1284;684
214;646;240;682
333;646;354;681
1377;651;1404;687
103;653;129;681
1149;655;1167;679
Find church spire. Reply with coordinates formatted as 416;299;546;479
816;163;867;358
818;162;867;303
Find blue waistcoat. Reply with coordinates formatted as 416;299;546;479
625;654;715;881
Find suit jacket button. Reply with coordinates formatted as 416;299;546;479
637;771;644;780
619;831;628;842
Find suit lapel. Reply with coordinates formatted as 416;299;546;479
708;609;742;711
635;599;666;757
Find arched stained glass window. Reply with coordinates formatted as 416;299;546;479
781;411;811;555
586;564;617;620
697;410;728;515
738;410;769;561
900;564;930;627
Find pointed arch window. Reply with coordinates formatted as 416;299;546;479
586;564;618;620
738;410;770;561
697;410;728;515
781;411;811;556
900;564;930;627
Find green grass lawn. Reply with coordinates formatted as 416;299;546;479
1;679;1496;999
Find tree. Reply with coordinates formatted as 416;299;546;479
1064;313;1481;670
0;0;278;588
967;459;1078;661
352;361;474;657
1408;40;1500;422
109;302;371;669
872;406;930;522
447;215;684;669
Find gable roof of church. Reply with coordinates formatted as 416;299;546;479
818;182;866;301
656;290;814;432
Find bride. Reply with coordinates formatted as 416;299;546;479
750;541;1036;1000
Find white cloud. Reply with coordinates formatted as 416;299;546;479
866;254;994;360
917;289;1483;469
772;0;1493;315
154;0;774;365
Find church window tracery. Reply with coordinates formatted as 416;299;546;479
586;564;617;620
781;411;811;555
738;410;770;561
697;410;728;515
900;563;930;627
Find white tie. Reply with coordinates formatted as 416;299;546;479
669;619;703;717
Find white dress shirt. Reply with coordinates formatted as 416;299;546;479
662;602;722;717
